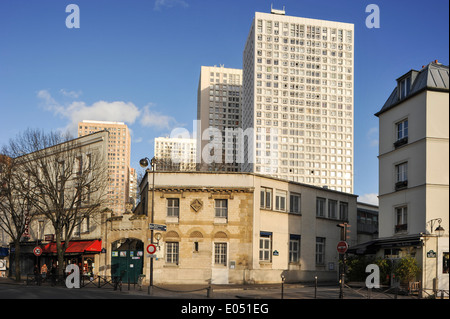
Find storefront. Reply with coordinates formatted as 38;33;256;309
42;239;102;277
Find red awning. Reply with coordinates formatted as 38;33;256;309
43;240;102;254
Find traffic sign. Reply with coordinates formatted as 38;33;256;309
149;223;167;231
33;246;43;256
146;244;157;255
337;241;348;254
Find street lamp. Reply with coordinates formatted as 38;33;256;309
428;218;444;237
140;157;157;295
427;218;445;295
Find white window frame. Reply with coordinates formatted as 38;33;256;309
259;232;272;262
166;242;179;265
289;235;301;263
316;237;326;265
328;199;338;219
289;193;301;214
396;162;408;182
167;198;180;217
396;119;408;141
275;190;287;211
214;242;227;266
214;199;228;218
316;197;326;217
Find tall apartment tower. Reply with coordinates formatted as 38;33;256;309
154;137;197;171
242;9;354;193
78;120;131;215
197;65;243;172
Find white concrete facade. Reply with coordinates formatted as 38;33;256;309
242;11;354;193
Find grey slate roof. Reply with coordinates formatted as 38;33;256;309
375;62;449;117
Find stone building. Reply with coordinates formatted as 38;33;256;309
114;171;358;285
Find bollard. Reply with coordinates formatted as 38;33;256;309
207;286;213;298
314;276;318;299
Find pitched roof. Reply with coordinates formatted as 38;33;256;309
375;62;449;117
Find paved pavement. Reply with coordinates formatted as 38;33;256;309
0;276;415;300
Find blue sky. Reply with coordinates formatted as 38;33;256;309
0;0;448;204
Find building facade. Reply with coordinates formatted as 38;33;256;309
154;137;197;172
78;120;132;215
7;131;110;278
125;171;357;284
356;202;379;244
375;61;449;292
242;8;354;193
197;65;243;172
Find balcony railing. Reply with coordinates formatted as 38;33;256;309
395;180;408;191
394;137;408;149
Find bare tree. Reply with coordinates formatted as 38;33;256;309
0;152;34;281
6;128;109;277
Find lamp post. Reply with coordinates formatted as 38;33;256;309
140;157;157;295
427;218;445;295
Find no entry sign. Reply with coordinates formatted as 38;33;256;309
146;244;156;255
337;241;348;254
33;246;43;256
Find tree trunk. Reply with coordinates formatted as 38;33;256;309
13;239;21;281
56;234;65;277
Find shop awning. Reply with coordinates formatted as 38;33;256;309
43;240;102;254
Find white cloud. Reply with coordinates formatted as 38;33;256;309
359;193;379;206
37;90;177;135
59;89;82;99
139;104;177;130
154;0;188;10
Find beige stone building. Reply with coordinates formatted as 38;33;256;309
242;8;354;193
373;61;449;293
78;120;132;215
107;171;357;285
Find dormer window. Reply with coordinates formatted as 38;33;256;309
399;76;411;99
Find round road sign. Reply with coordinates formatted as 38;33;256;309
33;246;43;256
337;241;348;254
146;244;157;255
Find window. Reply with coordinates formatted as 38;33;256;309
215;199;228;218
260;187;272;209
395;162;408;190
166;242;179;264
396;119;408;140
399;77;411;99
316;237;325;265
339;202;348;221
167;198;180;217
395;206;407;233
290;193;301;214
259;232;272;262
214;243;227;266
394;119;408;148
275;190;287;211
289;235;301;263
316;197;326;217
328;199;337;219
